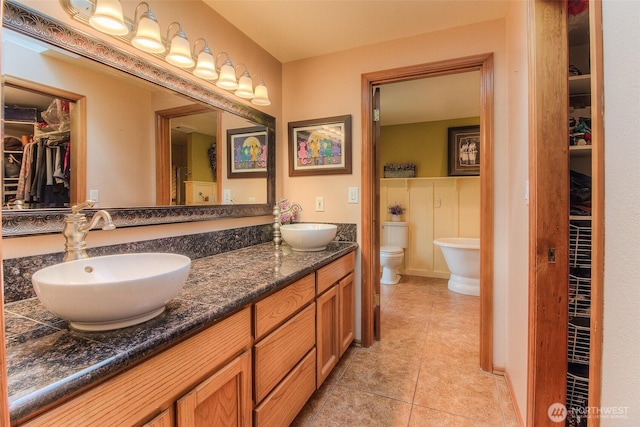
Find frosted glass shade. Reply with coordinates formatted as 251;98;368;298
193;50;218;80
235;74;255;99
166;34;194;68
216;62;238;90
252;83;271;106
132;15;164;53
89;0;128;36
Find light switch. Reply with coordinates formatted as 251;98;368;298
315;196;325;212
348;187;359;204
223;189;231;204
89;189;99;204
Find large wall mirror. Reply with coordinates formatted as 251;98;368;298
1;0;276;236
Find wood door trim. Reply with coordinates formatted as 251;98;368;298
155;104;220;205
360;53;495;373
588;0;604;421
527;0;569;424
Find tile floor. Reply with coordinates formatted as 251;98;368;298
293;275;519;426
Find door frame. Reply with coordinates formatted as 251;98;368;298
360;53;495;372
155;105;221;205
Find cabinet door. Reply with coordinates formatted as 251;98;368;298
142;408;174;427
338;272;355;357
176;350;252;427
316;285;339;388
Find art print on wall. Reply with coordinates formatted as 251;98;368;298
448;125;480;176
288;115;352;176
227;126;268;178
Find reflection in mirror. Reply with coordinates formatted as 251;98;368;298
2;1;275;236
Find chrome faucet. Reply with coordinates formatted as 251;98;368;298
63;200;116;262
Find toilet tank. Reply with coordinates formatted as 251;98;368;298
381;221;408;248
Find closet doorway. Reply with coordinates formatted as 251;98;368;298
2;78;86;208
361;53;495;371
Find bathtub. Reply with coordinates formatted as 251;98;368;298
433;237;480;296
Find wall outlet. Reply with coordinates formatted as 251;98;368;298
348;187;359;204
315;196;325;212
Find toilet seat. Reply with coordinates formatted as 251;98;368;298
380;245;403;255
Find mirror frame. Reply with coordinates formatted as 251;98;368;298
1;0;276;236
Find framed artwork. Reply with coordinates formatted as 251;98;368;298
227;126;268;178
288;115;352;176
448;125;480;176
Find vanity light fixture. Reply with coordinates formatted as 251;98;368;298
89;0;128;36
192;39;218;80
234;64;255;99
251;76;271;106
62;0;272;108
165;22;195;68
131;2;164;54
215;52;239;90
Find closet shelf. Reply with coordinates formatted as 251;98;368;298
569;74;591;95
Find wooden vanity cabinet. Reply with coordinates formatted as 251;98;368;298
19;307;252;427
252;273;316;426
176;350;252;426
315;252;356;387
338;272;356;357
15;251;357;427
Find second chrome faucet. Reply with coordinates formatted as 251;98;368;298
63;200;115;262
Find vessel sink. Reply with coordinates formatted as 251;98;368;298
280;223;337;251
31;253;191;331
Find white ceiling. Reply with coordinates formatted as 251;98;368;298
204;0;507;125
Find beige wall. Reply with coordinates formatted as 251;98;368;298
381;117;480;177
602;1;640;423
282;15;510;366
504;0;529;419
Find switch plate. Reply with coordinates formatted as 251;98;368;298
315;196;325;212
89;189;99;204
223;189;231;204
348;187;359;204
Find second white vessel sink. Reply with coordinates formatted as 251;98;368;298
31;253;191;331
280;223;337;251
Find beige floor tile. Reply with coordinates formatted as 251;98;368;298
295;275;518;426
414;358;504;425
360;327;428;362
340;350;421;402
312;385;412;427
409;405;496;426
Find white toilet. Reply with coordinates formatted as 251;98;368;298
380;221;409;285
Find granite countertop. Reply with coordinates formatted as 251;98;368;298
4;241;357;423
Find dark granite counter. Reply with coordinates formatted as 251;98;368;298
4;241;357;423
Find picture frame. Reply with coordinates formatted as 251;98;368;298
448;125;480;176
227;126;268;178
288;115;352;176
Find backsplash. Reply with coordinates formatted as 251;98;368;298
3;223;357;304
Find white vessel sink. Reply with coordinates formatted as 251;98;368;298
280;223;337;251
31;253;191;331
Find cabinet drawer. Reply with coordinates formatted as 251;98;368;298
316;251;355;294
21;308;252;427
254;273;315;341
254;348;316;427
253;303;315;403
